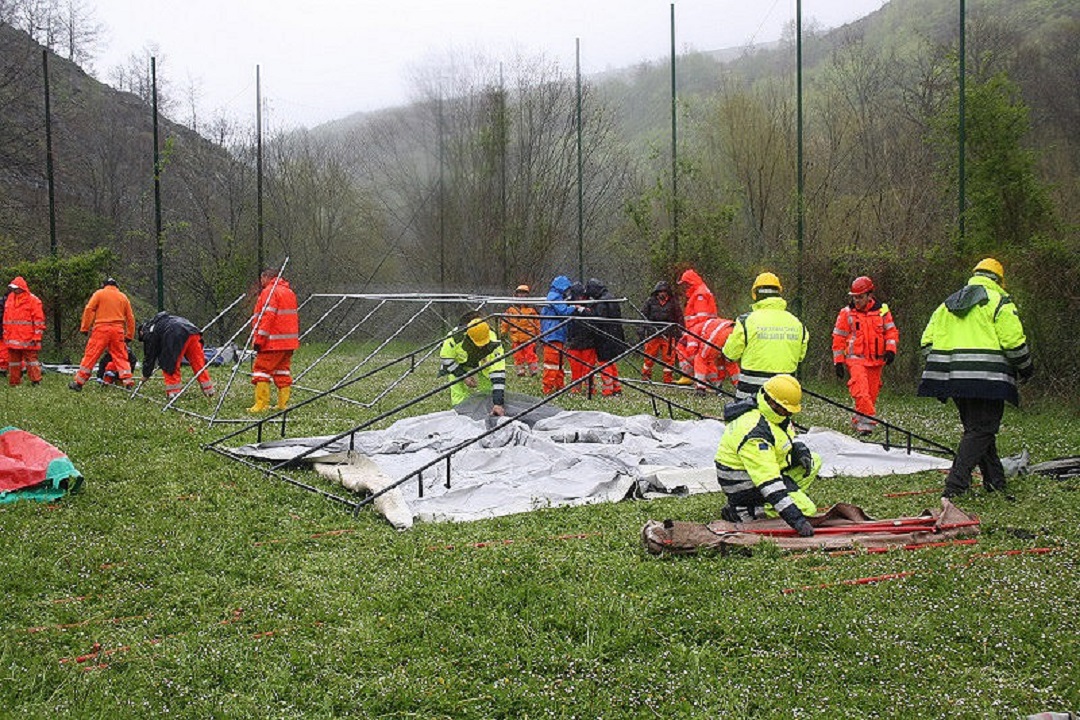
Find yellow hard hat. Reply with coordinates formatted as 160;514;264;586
762;374;802;414
466;319;490;345
973;258;1004;283
515;284;530;294
751;272;783;300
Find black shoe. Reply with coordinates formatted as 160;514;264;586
68;381;82;392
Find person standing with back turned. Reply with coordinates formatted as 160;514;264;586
721;272;808;400
70;278;136;391
248;268;300;413
918;258;1033;499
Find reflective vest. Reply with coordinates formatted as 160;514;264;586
252;279;299;351
714;394;814;528
722;297;808;392
918;275;1031;405
832;300;898;366
2;279;45;350
439;326;507;406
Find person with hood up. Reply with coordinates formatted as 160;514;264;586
139;311;215;399
539;275;579;395
918;258;1033;499
833;276;899;435
714;375;821;537
675;268;718;385
499;284;541;378
439;313;507;416
2;276;46;386
585;277;626;396
248;268;299;412
638;280;684;384
721;272;808;400
70;277;137;391
564;282;598;395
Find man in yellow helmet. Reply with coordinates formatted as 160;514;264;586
439;313;507;416
918;258;1033;498
714;374;821;536
721;272;809;400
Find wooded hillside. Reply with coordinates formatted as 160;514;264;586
1;0;1077;395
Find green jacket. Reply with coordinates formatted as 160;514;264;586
917;274;1032;405
721;297;808;394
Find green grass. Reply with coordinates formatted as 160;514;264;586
2;348;1078;719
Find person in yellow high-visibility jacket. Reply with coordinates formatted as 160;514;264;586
918;258;1033;498
721;272;808;400
714;374;822;536
439;315;507;416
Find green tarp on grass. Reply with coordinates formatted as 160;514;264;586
0;426;83;504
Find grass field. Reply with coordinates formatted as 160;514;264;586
2;348;1078;719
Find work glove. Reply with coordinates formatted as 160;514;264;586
790;441;814;476
1018;363;1034;384
792;517;815;538
835;363;846;380
883;350;895;365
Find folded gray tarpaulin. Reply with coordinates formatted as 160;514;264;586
228;408;952;525
1028;456;1080;479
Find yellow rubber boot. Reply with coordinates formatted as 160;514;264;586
275;386;291;410
247;382;271;413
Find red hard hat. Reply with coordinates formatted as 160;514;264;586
849;276;874;294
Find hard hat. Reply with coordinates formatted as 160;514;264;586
466;319;490;346
973;258;1004;282
751;272;783;300
515;284;530;294
762;374;802;414
849;276;874;295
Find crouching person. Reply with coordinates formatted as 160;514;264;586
439;314;507;417
139;312;215;399
714;374;821;537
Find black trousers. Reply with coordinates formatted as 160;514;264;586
944;397;1006;496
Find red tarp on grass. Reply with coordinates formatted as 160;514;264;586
0;427;83;503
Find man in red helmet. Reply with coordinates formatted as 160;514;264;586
832;276;898;435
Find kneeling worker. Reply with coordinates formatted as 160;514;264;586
714;374;821;537
439;315;507;416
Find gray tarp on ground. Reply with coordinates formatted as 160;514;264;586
228;407;952;524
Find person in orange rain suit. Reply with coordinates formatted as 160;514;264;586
70;277;136;391
97;344;138;385
675;269;722;389
248;268;300;412
2;276;46;386
139;311;215;399
638;281;683;384
832;275;899;435
500;284;541;377
694;316;741;394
